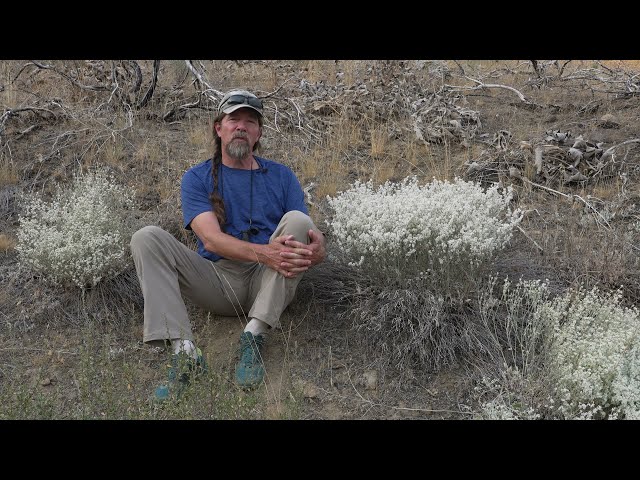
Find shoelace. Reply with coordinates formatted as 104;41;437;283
240;335;264;358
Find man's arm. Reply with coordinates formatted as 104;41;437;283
190;211;313;278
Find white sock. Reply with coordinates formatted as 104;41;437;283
244;318;270;336
172;339;198;359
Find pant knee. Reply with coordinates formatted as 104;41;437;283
130;225;166;253
281;210;313;230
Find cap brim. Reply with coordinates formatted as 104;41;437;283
221;104;263;116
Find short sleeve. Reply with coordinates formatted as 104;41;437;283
284;168;308;215
181;168;212;230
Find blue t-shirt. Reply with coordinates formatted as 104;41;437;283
181;156;308;262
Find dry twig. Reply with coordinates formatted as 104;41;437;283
28;61;109;92
137;60;160;109
184;61;224;101
444;75;541;108
600;138;640;161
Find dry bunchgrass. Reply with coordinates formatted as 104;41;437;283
187;120;212;155
303;60;339;85
1;63;17;107
132;137;162;174
369;125;388;159
0;233;16;252
99;136;128;171
0;159;18;187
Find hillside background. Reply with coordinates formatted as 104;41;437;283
2;60;640;419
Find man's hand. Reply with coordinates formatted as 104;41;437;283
282;229;326;267
306;229;327;267
258;235;313;278
260;230;326;278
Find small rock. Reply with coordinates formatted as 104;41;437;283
303;383;319;399
572;135;586;150
509;167;522;179
598;113;620;128
567;147;583;162
363;370;378;390
41;378;51;386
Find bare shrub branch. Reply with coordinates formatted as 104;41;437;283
445;76;542;108
136;60;160;109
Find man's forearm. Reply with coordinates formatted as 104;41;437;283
201;230;267;264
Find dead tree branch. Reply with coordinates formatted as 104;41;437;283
465;76;541;106
520;177;612;230
557;60;572;77
128;60;143;94
162;92;218;123
0;106;58;137
444;76;542;107
262;75;298;100
28;61;109;92
184;61;224;101
453;60;466;75
516;224;544;254
136;60;160;109
530;60;542;78
600;138;640;161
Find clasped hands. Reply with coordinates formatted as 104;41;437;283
263;229;326;278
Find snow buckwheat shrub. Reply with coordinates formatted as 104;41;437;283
474;371;542;420
473;277;556;419
326;176;522;292
324;176;523;374
541;287;640;419
16;169;135;289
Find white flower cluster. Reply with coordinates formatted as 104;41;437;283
478;396;541;420
475;369;542;420
326;176;523;277
16;169;135;289
542;287;640;419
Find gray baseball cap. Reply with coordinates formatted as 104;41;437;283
218;89;263;116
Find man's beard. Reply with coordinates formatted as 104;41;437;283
226;137;252;160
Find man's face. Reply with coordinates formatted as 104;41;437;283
215;109;262;161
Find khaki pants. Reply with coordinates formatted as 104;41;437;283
130;210;319;343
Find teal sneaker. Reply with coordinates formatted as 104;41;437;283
155;347;208;402
235;332;265;388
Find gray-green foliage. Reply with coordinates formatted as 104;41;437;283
322;177;523;376
473;277;554;419
544;287;640;419
475;280;640;420
16;169;135;289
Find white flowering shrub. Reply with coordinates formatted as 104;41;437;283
474;281;640;420
473;277;555;419
475;372;542;420
326;176;522;290
16;169;135;289
478;277;554;374
323;176;523;373
542;287;640;419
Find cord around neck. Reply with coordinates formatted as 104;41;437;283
217;156;263;241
